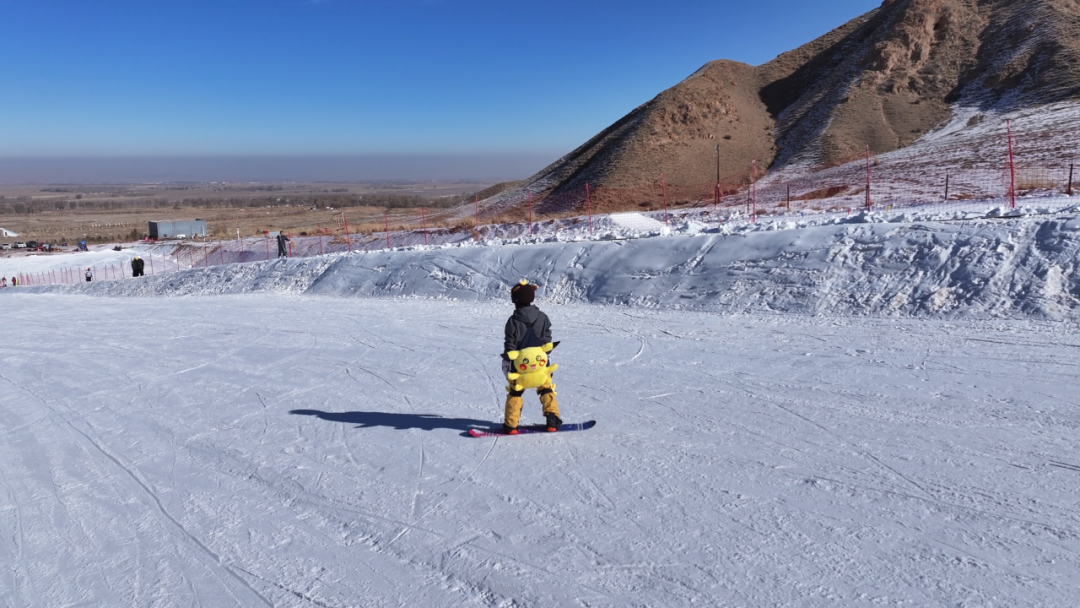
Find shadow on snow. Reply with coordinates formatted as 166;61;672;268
289;409;492;433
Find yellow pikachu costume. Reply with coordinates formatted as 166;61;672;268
503;280;561;433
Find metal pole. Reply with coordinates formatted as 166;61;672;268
342;213;351;252
586;182;593;236
264;234;269;260
944;174;950;202
1007;119;1017;209
751;160;758;222
421;208;428;246
661;175;669;227
1067;164;1074;196
385;210;390;249
865;145;872;211
528;191;533;236
318;223;324;255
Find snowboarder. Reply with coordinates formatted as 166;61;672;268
131;256;145;277
85;267;93;282
502;279;561;434
276;233;289;258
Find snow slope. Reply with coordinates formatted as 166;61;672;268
12;206;1080;319
2;295;1079;607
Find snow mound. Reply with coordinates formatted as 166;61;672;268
13;212;1080;319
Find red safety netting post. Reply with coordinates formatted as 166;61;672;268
287;233;293;258
751;160;758;223
865;145;872;211
474;195;479;228
661;175;669;227
219;245;225;265
342;213;352;252
264;233;270;260
384;210;390;249
421;207;428;246
528;191;534;236
1007;119;1017;209
586;182;593;236
204;246;209;268
318;223;324;255
944;174;950;202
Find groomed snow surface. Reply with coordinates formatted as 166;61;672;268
4;210;1080;606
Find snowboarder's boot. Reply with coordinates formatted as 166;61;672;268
538;385;561;431
504;390;524;431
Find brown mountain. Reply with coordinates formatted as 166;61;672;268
495;0;1080;205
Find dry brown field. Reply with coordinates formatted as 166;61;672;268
0;181;491;244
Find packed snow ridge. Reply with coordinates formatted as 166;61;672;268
12;201;1080;319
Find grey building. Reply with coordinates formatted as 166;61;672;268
149;219;208;239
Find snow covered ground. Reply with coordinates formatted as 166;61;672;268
11;203;1080;318
2;294;1079;607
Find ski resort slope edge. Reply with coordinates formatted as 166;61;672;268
11;210;1080;319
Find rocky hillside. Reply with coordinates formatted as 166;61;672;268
491;0;1080;206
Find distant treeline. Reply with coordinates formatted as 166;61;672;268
0;192;476;215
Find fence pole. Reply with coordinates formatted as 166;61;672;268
264;234;269;260
1067;164;1074;196
661;175;669;227
786;185;791;211
865;145;872;211
287;233;293;258
474;195;479;228
421;208;428;246
944;174;950;202
318;223;324;255
586;182;593;236
204;246;209;267
751;160;758;223
528;191;533;236
1007;119;1017;209
342;213;352;252
384;210;390;249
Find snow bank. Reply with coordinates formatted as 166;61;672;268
13;211;1080;319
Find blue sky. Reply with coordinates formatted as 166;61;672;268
1;0;881;180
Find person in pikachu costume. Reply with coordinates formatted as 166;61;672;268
502;279;562;434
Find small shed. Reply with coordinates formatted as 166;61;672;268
149;219;208;239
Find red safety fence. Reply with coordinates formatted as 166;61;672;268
5;119;1077;288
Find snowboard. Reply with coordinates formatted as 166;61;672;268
468;420;595;438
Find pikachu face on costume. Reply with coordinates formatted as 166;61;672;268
505;345;558;391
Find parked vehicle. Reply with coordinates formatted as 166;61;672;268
25;241;39;249
0;243;10;250
13;242;26;248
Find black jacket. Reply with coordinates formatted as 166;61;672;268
504;305;552;353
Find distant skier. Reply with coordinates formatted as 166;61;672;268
85;267;93;282
10;276;16;286
501;279;561;434
131;256;145;277
276;233;289;258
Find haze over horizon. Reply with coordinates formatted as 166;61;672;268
2;0;880;182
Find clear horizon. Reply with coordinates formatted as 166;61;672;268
2;0;881;182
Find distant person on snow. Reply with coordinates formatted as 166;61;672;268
276;233;289;258
1;278;6;288
10;276;16;286
85;267;93;282
131;256;145;277
501;279;561;434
